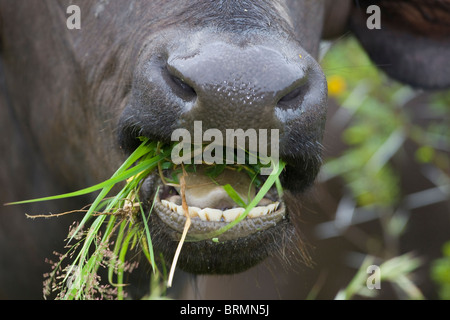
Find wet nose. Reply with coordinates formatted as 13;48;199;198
165;42;319;132
119;37;327;155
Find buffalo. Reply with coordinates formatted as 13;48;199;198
0;0;449;299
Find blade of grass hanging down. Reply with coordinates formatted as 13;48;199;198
108;184;156;288
66;215;122;300
66;177;144;298
63;215;118;299
61;148;164;298
167;172;191;288
117;224;138;300
7;138;164;249
65;194;129;299
108;219;128;287
67;151;168;299
138;188;159;274
44;232;87;298
67;173;132;251
7;137;171;299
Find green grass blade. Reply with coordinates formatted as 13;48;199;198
117;226;137;300
6;154;165;206
222;184;247;207
138;188;159;274
5;139;154;205
108;219;127;286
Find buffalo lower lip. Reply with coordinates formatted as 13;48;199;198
153;196;286;242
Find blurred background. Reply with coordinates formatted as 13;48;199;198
179;35;450;300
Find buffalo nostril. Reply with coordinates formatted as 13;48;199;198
165;67;197;101
276;77;308;108
278;84;304;103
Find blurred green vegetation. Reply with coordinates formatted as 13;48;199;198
322;38;449;208
319;37;449;299
431;241;450;300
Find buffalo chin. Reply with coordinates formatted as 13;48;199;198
148;209;295;275
139;171;310;275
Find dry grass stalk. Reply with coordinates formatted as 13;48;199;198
167;165;191;287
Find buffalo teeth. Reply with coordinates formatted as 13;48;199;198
160;199;281;222
169;201;178;212
223;208;245;222
248;206;269;218
188;206;201;218
161;200;171;209
198;208;223;222
267;202;280;213
160;199;175;211
174;205;185;215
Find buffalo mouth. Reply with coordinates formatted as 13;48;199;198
152;165;286;242
119;130;323;274
138;161;297;274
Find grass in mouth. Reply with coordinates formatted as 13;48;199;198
7;138;285;299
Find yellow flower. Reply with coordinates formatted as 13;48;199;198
327;75;347;97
